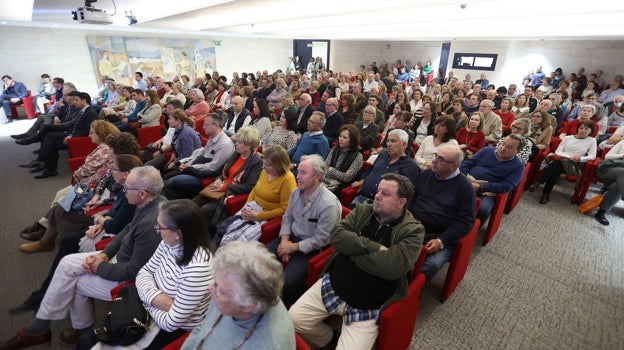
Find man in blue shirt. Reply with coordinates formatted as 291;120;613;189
1;75;29;123
289;111;329;166
460;134;525;225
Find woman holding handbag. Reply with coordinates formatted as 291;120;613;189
193;127;263;234
533;120;597;204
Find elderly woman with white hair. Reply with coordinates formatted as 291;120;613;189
181;241;295;350
266;78;289;109
185;88;210;120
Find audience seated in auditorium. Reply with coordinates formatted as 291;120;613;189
288;111;330;166
1;75;29;123
532;120;597;204
456;112;486;158
162;111;234;200
267;155;341;307
0;166;166;349
460;134;525;225
410;145;475;280
350;129;420;205
478;99;503;145
181;241;295;350
290;173;424;350
216;145;296;246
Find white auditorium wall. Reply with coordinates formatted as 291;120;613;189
0;25;292;94
1;23;623;94
331;39;624;88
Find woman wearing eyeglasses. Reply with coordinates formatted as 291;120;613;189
130;199;215;349
181;241;294;350
9;154;142;317
497;118;535;164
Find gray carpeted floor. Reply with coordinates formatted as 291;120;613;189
1;119;623;349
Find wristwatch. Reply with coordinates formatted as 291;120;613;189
435;238;444;250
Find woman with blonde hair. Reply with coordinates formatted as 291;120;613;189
530;110;553;150
216;145;296;246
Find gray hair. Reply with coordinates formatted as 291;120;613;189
388;128;409;145
311;111;326;127
507;133;528;152
480;99;495;109
191;88;204;100
129;166;163;196
213;241;284;314
300;154;327;183
513;118;532;136
209;110;227;128
439;145;464;164
300;93;312;104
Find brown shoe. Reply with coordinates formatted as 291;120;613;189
20;228;46;241
0;328;51;350
21;222;44;234
58;328;78;347
19;241;55;253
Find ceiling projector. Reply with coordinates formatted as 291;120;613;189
72;0;113;25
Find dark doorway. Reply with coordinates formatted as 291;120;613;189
293;39;330;72
438;42;451;77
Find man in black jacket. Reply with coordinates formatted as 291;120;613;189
24;92;98;179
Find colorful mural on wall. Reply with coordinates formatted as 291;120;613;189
86;36;216;85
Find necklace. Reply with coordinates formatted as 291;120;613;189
465;130;478;147
195;313;265;350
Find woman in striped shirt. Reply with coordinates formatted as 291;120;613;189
136;199;215;349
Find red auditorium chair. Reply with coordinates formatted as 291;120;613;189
505;162;531;214
66;136;97;158
440;218;480;302
10;90;36;119
339;161;372;207
482;192;509;246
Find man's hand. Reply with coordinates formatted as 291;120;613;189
277;240;298;257
379;245;388;251
82;253;109;274
85;224;104;239
471;182;480;192
10;97;20;103
151;293;174;312
425;239;442;254
178;163;190;171
63;135;71;145
351;179;364;188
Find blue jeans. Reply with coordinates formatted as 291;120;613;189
162;174;203;199
477;195;495;226
350;194;371;208
421;246;454;281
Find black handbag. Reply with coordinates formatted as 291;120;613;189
93;284;151;346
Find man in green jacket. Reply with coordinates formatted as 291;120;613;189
289;173;424;350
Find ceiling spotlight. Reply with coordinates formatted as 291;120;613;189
125;10;137;25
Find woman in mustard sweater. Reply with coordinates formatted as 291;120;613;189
217;145;296;246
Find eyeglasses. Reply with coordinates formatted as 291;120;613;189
108;166;121;172
122;184;143;193
511;125;525;131
154;224;176;233
432;153;457;164
308;119;321;124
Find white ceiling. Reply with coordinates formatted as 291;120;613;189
1;0;623;41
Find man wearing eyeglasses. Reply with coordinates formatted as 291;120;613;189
479;99;503;145
410;146;475;280
288;111;329;167
1;166;166;349
460;134;525;226
323;97;344;145
290;173;424;350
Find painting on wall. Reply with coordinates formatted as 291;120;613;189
86;36;216;86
